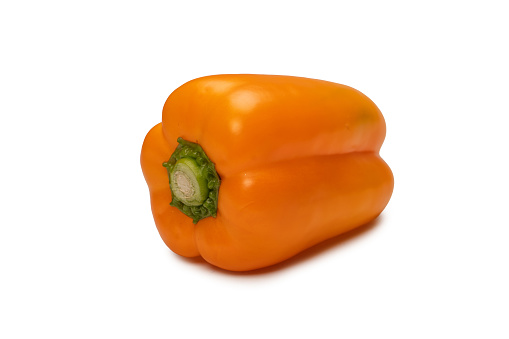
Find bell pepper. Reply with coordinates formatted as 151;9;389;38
141;74;394;271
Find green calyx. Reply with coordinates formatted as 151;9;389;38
163;137;221;224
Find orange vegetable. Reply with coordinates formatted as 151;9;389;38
141;74;394;271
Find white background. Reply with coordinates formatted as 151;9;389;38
1;1;508;338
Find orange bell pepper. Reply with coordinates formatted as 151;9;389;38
141;74;394;271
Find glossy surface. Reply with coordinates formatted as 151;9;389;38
141;74;394;271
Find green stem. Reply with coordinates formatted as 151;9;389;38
163;137;221;224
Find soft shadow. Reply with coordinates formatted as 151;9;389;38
173;216;384;276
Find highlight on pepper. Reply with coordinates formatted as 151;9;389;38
141;74;394;272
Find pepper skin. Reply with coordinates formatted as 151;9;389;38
141;74;394;271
